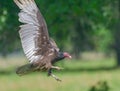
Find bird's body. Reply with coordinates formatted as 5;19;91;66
14;0;71;81
16;52;65;75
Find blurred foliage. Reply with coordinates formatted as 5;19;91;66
89;81;109;91
93;26;113;52
0;0;20;56
0;0;120;62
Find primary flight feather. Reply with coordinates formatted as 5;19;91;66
14;0;71;81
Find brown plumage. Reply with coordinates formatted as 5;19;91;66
14;0;71;81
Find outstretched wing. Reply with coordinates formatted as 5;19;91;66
14;0;58;63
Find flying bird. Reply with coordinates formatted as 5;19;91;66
14;0;72;81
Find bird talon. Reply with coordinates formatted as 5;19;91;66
51;66;64;70
49;73;62;82
53;75;62;82
56;78;62;82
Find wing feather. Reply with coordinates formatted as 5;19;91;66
50;38;59;52
14;0;59;62
14;0;58;63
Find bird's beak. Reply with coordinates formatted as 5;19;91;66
68;55;72;59
63;52;72;59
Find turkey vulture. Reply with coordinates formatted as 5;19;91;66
14;0;71;81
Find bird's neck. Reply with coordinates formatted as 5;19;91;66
52;52;65;64
52;57;65;64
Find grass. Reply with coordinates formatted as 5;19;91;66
0;56;120;91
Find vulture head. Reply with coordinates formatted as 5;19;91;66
52;52;71;64
14;0;72;81
63;52;72;59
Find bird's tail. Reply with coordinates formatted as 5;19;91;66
16;64;36;76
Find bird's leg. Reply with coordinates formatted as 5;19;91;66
48;69;61;82
50;73;62;82
51;66;64;70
